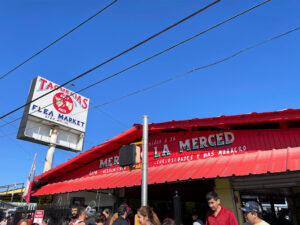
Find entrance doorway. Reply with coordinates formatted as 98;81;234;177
124;179;214;224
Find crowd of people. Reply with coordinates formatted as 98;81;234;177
0;191;278;225
37;204;163;225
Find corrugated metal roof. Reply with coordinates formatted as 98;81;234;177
146;109;300;131
32;147;300;196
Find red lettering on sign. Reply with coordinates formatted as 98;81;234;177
46;82;53;90
82;98;88;109
77;95;82;104
39;78;48;90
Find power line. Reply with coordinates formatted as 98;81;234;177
92;26;300;108
89;102;129;128
77;0;271;94
0;0;270;129
98;108;129;128
0;25;297;136
0;0;220;121
0;0;119;81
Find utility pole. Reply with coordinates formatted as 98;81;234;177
141;115;148;206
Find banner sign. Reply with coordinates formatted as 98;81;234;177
28;76;89;132
33;210;44;225
56;128;300;181
17;76;90;152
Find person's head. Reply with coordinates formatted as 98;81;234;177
137;206;161;225
192;210;199;221
95;213;106;225
42;218;50;225
71;206;79;218
17;219;31;225
103;208;112;219
60;217;71;225
206;191;221;212
162;218;176;225
9;214;14;221
117;204;129;218
240;201;262;224
78;207;88;221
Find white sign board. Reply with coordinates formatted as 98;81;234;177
33;210;44;225
17;76;90;152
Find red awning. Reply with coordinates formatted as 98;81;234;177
33;147;300;196
34;109;300;184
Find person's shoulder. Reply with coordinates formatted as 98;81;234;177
121;218;129;224
194;220;204;225
256;220;270;225
75;222;85;225
114;217;128;225
112;218;119;224
112;217;123;224
221;206;235;214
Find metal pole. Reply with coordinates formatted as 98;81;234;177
20;183;24;203
44;126;58;172
173;191;182;225
141;115;148;206
230;178;239;220
11;184;16;202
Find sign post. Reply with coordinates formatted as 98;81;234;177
43;126;58;172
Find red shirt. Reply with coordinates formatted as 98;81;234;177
206;205;238;225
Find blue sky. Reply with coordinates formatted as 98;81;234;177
0;0;299;186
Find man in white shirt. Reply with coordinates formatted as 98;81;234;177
240;201;269;225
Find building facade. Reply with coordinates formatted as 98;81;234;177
32;109;300;225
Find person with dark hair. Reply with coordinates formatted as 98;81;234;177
95;213;106;225
75;207;87;225
205;191;238;225
26;214;33;224
161;218;175;225
240;201;269;225
192;210;204;225
103;209;112;225
42;218;50;225
137;206;161;225
7;215;14;225
112;204;130;225
70;206;79;225
42;217;56;225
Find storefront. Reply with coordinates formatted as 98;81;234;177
32;109;300;225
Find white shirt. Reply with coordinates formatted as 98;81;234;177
193;220;204;225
